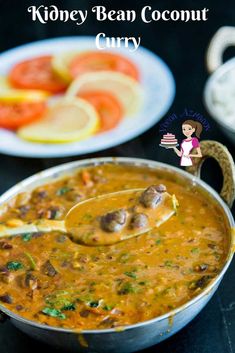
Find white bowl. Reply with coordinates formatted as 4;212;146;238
204;57;235;143
204;26;235;145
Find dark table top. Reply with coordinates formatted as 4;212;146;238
0;0;235;352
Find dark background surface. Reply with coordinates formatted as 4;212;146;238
0;0;235;352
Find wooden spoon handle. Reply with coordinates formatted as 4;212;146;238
0;220;66;237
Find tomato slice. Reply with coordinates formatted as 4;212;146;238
78;91;123;132
0;101;46;130
69;52;139;81
9;56;68;94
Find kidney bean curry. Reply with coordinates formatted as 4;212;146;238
0;164;229;329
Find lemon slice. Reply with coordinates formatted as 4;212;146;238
0;89;49;103
0;76;49;102
18;97;99;143
52;51;80;83
66;71;143;116
0;76;11;90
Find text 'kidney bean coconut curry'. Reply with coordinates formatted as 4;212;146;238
0;164;229;329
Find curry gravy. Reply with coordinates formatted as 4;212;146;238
0;164;229;329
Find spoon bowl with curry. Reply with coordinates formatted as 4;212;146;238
0;185;178;246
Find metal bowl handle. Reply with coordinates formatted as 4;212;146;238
206;26;235;73
186;140;235;208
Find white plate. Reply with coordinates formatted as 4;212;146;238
0;36;175;158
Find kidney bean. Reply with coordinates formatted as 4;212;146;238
100;209;127;232
0;293;13;304
140;185;163;208
129;213;148;229
0;242;13;250
41;260;57;277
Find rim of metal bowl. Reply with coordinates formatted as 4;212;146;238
0;157;234;334
204;57;235;133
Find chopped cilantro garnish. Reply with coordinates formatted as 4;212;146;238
191;247;200;254
21;233;32;242
138;281;146;286
56;187;71;196
118;282;137;295
61;303;76;311
24;252;36;270
124;271;137;279
172;195;179;212
42;307;66;319
7;261;23;271
103;304;114;311
89;301;100;308
164;260;173;268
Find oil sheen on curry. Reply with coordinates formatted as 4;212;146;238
0;164;229;329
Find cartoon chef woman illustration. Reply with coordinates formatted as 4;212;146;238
173;120;202;166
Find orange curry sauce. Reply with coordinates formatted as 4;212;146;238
0;164;229;329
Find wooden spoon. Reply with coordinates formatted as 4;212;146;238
0;187;178;246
